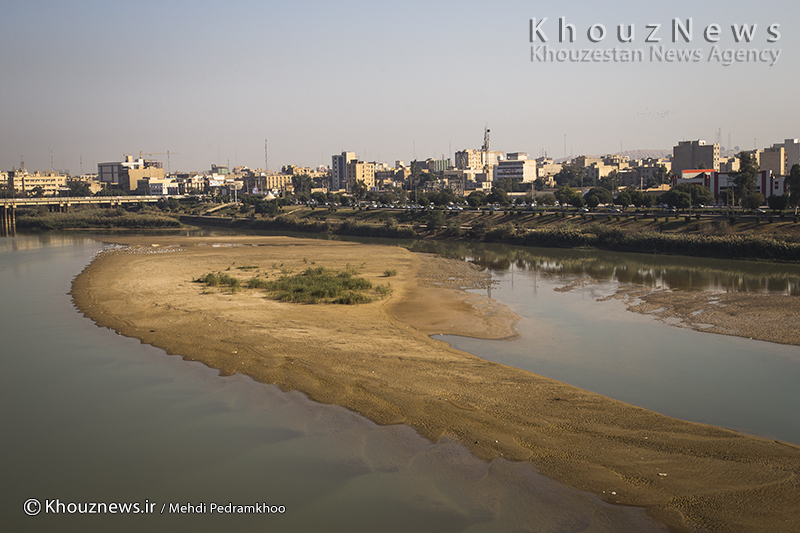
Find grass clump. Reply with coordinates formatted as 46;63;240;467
265;267;373;304
196;272;241;291
383;269;397;277
197;266;391;304
247;277;271;289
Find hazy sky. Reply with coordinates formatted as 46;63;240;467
2;0;797;174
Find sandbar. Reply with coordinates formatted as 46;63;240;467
71;236;800;533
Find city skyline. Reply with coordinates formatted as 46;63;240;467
2;0;798;173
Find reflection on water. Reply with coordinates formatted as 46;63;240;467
418;241;800;445
0;233;666;533
407;241;800;295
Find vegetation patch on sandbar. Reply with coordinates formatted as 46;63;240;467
196;266;392;304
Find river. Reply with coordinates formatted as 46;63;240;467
1;232;667;532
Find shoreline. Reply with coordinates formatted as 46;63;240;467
71;235;800;533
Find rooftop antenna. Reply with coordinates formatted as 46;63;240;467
264;138;268;173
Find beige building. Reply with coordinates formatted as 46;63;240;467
719;157;740;173
98;155;165;192
346;160;375;192
583;162;614;183
7;170;68;196
760;146;786;176
455;148;503;170
672;140;720;176
243;173;294;193
536;157;562;181
494;153;538;183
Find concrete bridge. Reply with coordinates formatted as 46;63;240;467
1;195;167;235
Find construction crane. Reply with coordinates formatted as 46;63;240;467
138;151;180;174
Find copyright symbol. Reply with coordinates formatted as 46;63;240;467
24;499;41;516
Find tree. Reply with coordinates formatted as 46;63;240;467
30;185;45;197
787;164;800;206
650;164;672;187
536;193;557;206
310;191;327;204
487;188;510;206
351;180;368;205
734;152;758;202
554;164;585;188
673;183;714;206
583;187;613;207
68;180;91;197
428;209;446;229
429;189;457;206
742;192;765;210
661;190;691;209
615;191;631;208
255;200;280;216
291;174;313;196
466;190;487;208
379;191;397;205
767;194;790;211
555;185;584;207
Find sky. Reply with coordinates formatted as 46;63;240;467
1;0;798;174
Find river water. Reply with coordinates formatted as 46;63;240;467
415;242;800;446
1;232;667;532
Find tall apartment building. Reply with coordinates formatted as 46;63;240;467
331;151;356;191
455;149;482;170
672;140;720;176
346;160;375;192
455;149;503;170
770;139;800;173
760;146;786;177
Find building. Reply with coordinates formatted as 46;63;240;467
455;149;482;170
331;151;356;191
771;139;800;172
98;155;165;192
494;153;538;183
536;157;562;183
346;160;375;192
7;170;68;196
242;173;294;194
454;149;503;170
760;146;785;177
672;140;720;176
673;170;782;204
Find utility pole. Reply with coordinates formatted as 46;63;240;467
264;139;268;173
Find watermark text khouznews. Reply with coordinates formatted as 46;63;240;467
24;498;285;516
529;17;782;66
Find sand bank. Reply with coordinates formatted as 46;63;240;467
72;236;800;533
598;285;800;347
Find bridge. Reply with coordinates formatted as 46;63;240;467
1;196;165;235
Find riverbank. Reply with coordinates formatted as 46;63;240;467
71;235;800;533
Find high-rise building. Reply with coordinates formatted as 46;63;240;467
346;160;375;192
760;146;786;177
331;151;356;191
671;140;720;176
770;139;800;173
